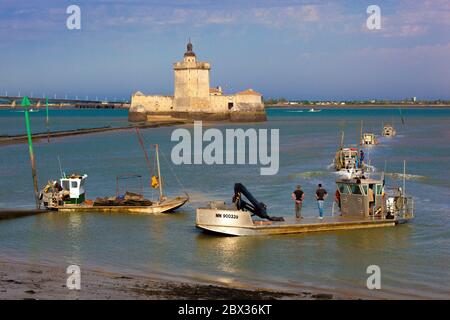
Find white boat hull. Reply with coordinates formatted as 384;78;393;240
196;208;411;236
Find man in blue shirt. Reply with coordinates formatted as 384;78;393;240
315;184;328;220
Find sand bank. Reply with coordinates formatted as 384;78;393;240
0;259;343;300
0;121;189;147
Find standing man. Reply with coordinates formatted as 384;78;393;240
368;185;375;215
292;185;305;219
334;189;341;212
359;149;365;168
315;183;328;220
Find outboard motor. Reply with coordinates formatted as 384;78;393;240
233;183;284;221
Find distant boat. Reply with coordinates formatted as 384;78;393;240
308;108;321;112
28;108;40;112
382;124;396;137
361;133;378;146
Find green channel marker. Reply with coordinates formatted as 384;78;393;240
21;96;40;209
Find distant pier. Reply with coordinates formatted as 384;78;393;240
0;95;130;109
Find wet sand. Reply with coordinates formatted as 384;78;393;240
0;260;343;300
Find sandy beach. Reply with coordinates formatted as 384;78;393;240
0;259;343;300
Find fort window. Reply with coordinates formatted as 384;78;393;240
228;102;234;110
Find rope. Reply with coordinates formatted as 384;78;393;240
159;148;188;195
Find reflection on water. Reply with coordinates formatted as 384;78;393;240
0;108;449;298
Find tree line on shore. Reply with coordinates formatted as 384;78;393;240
263;97;450;105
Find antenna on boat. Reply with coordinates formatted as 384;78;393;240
45;97;50;143
339;130;345;148
57;156;65;179
359;120;363;146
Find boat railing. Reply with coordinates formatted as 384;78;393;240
390;196;414;219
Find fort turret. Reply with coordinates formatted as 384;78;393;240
173;41;211;112
129;41;266;122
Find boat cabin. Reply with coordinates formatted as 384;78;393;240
336;177;384;217
334;147;360;171
382;125;396;137
60;174;87;204
361;133;377;145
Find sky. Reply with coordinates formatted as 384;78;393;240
0;0;449;101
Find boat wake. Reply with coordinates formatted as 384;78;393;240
386;172;426;181
185;191;221;204
290;171;329;179
11;110;40;113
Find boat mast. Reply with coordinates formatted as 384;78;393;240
135;127;153;188
403;160;406;197
360;120;363;146
155;144;164;201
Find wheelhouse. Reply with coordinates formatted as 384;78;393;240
335;177;414;219
336;178;383;217
60;174;88;204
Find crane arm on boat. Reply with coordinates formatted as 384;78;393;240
233;183;284;222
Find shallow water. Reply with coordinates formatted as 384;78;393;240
0;108;449;298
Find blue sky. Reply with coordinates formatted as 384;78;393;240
0;0;449;100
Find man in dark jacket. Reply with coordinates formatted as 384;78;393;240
292;185;305;219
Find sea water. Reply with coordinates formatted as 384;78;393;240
0;108;449;298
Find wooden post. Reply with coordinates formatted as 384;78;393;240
22;96;40;209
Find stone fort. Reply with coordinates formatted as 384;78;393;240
128;41;266;122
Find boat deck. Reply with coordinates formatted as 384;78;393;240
52;196;188;214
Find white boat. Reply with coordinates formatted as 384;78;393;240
196;179;413;236
308;108;321;112
39;145;188;214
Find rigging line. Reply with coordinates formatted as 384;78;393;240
135;127;153;179
159;148;188;193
